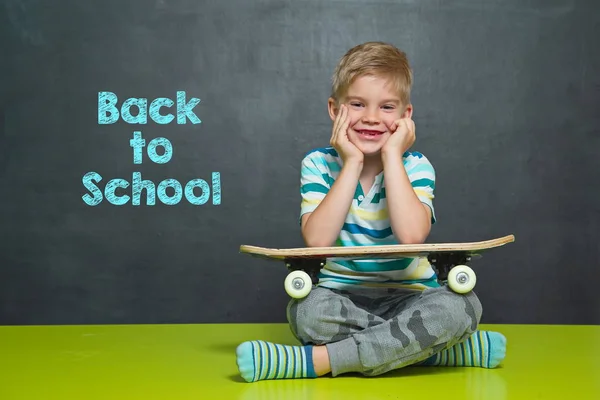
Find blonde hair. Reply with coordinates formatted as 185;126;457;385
331;42;413;106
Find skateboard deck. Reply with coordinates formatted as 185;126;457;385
240;234;515;298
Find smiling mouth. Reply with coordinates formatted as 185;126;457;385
357;129;385;136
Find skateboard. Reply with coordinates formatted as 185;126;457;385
240;234;515;299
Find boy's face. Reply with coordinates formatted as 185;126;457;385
328;74;412;158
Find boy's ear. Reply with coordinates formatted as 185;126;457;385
403;104;413;119
327;97;338;121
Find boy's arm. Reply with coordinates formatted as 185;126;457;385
301;104;364;247
301;159;363;247
382;151;432;244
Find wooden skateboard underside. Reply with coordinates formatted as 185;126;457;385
239;234;515;297
239;234;515;261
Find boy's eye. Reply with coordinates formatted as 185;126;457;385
382;105;395;110
350;102;363;107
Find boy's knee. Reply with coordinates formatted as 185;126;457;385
286;287;332;342
450;288;482;333
423;286;482;332
464;290;483;326
287;286;365;345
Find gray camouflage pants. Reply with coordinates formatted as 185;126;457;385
286;285;482;377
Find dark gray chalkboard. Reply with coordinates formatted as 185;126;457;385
1;0;598;325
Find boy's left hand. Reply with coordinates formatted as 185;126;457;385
383;117;416;156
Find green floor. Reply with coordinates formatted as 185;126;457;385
0;323;598;399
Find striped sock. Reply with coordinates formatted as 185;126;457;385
420;331;506;368
236;340;317;382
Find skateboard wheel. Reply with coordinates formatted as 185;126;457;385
284;270;312;299
448;265;476;294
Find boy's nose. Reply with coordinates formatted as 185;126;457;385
361;114;380;124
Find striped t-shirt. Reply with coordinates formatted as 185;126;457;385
299;147;440;291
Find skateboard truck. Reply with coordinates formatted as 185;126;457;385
283;258;324;299
427;251;477;293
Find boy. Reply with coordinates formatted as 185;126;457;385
236;42;506;382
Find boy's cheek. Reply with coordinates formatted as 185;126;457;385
347;113;360;128
344;116;356;129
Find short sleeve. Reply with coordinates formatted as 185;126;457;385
406;152;437;224
299;152;332;225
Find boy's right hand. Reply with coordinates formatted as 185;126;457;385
330;104;363;164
